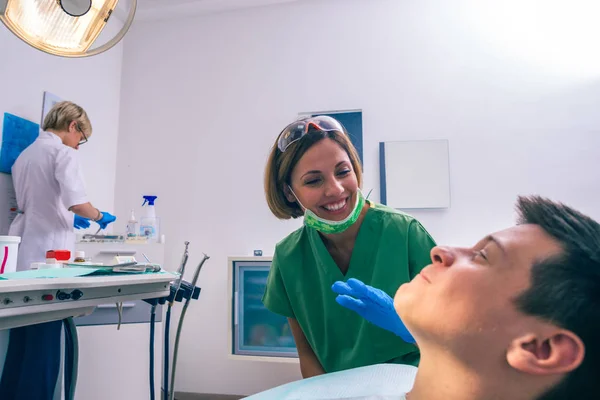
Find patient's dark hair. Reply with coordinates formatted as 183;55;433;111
513;196;600;400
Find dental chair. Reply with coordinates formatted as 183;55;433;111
244;363;417;400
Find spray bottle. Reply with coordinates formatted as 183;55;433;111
139;195;160;241
126;209;138;237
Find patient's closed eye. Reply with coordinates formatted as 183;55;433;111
475;250;488;261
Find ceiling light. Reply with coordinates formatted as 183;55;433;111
0;0;136;57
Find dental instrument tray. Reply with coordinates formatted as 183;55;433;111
78;234;126;243
63;261;162;273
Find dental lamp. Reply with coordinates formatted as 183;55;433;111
0;0;136;57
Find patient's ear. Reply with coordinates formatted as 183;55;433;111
506;331;584;375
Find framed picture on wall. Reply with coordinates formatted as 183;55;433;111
379;139;451;209
40;91;63;126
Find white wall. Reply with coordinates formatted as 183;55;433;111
0;22;124;219
116;0;600;396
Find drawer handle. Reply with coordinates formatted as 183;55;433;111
96;302;136;309
234;291;239;326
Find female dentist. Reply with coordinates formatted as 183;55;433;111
262;115;436;378
0;101;116;400
9;100;116;270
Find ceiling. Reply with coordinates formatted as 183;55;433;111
134;0;308;21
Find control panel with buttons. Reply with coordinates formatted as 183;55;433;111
0;289;85;309
0;275;172;316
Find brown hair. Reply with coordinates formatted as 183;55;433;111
264;123;362;220
513;196;600;400
42;101;92;137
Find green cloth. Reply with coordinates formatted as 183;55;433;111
262;202;436;373
0;267;170;280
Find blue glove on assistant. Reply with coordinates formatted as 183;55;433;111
74;215;90;229
95;211;117;230
332;278;416;344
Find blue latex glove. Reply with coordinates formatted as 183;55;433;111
74;215;90;229
332;278;416;344
95;211;117;230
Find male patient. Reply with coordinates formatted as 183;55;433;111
333;195;599;400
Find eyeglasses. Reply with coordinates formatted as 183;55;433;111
76;123;88;146
277;115;346;152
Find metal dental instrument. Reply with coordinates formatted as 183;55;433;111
177;242;190;276
169;253;210;400
140;253;161;273
171;242;190;304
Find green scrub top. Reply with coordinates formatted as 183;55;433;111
262;201;436;373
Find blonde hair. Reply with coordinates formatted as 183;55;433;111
264;127;363;220
42;101;92;137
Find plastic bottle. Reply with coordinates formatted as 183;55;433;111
74;251;86;263
126;209;138;237
139;195;160;241
45;250;57;264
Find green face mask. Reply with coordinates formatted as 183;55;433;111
289;187;365;234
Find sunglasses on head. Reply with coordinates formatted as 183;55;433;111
277;115;345;152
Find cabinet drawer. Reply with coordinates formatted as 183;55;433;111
75;300;162;326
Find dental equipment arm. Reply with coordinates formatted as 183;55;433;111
169;253;210;400
141;242;206;400
163;242;189;400
332;278;416;344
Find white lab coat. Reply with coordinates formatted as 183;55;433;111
8;131;88;271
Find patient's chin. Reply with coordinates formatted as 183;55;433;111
393;284;415;319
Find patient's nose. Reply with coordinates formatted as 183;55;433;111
431;246;455;268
